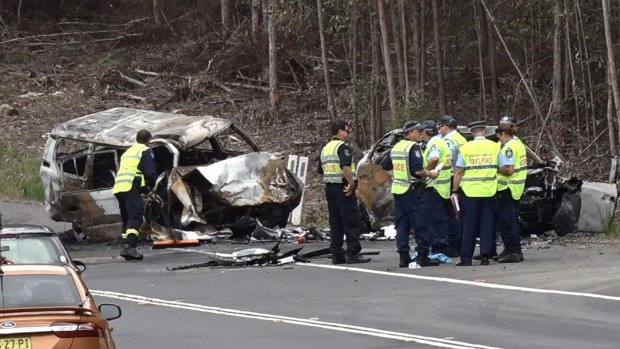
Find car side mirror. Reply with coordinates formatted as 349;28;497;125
73;260;87;273
99;304;122;321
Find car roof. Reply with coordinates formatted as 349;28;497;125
49;107;233;148
0;225;56;236
0;265;71;275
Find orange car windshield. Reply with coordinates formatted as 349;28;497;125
0;275;81;309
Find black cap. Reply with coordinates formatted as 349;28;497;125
499;115;516;126
402;120;419;133
438;114;457;127
467;120;487;130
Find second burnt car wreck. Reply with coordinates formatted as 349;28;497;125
40;108;302;241
356;126;618;237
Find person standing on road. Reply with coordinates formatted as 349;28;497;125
418;120;451;257
452;121;500;266
381;120;440;267
318;120;370;265
438;115;467;257
495;117;527;263
113;129;158;261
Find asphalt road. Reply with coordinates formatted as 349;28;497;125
3;201;620;348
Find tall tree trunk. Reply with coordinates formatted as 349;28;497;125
420;0;426;88
390;0;405;92
487;10;499;120
370;0;382;143
153;0;161;26
268;0;280;109
473;0;487;118
376;0;398;117
411;0;421;90
551;0;564;148
251;0;260;42
607;76;617;155
603;0;620;155
351;2;359;79
221;0;230;35
432;0;447;114
316;0;337;118
399;0;410;99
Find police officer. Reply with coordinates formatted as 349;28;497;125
113;129;158;261
452;121;500;266
381;120;440;267
418;120;451;256
495;116;527;263
437;115;467;257
319;120;370;265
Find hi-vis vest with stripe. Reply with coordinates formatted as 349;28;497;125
113;143;148;194
321;140;346;183
458;139;500;197
497;138;527;200
423;137;452;199
390;139;418;194
444;130;467;149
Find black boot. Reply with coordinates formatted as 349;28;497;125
398;251;411;268
498;245;522;264
120;234;143;261
480;255;490;266
492;247;508;262
331;254;347;265
346;254;371;264
417;251;440;267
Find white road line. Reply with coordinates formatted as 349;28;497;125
300;263;620;302
169;248;620;302
92;290;501;349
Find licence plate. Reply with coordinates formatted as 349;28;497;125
0;338;31;349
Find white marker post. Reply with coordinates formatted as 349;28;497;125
286;155;308;226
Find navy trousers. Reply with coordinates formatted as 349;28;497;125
497;189;521;247
394;187;432;253
443;197;462;250
325;183;362;257
115;190;144;235
424;189;449;252
460;195;495;264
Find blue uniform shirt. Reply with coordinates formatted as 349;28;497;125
443;130;459;167
455;136;503;168
137;149;158;189
498;140;515;167
381;142;424;176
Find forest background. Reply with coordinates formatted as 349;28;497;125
1;0;620;226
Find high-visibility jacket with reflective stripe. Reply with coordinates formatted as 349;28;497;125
390;140;418;194
113;143;148;194
497;137;527;200
459;139;500;198
321;140;345;183
443;130;467;168
423;136;452;199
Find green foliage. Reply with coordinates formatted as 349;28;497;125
98;53;116;70
391;92;437;129
604;221;620;238
0;142;44;201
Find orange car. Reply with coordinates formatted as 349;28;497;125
0;265;121;349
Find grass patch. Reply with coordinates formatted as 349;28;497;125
605;220;620;238
0;142;44;201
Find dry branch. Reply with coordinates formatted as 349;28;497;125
118;71;147;87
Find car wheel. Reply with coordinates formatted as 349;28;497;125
553;193;581;236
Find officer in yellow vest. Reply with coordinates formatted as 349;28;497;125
494;117;527;263
380;120;440;267
437;115;467;257
452;121;501;266
418;120;452;257
112;129;158;261
318;120;370;264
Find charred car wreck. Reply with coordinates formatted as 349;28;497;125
40;108;302;241
356;126;617;236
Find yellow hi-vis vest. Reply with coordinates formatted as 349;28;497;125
459;139;500;198
444;129;467;149
321;140;345;183
390;140;418;194
423;137;452;199
497;138;527;200
113;143;149;194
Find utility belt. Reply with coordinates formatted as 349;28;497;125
408;181;427;198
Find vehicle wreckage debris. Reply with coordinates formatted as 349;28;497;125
166;243;381;270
